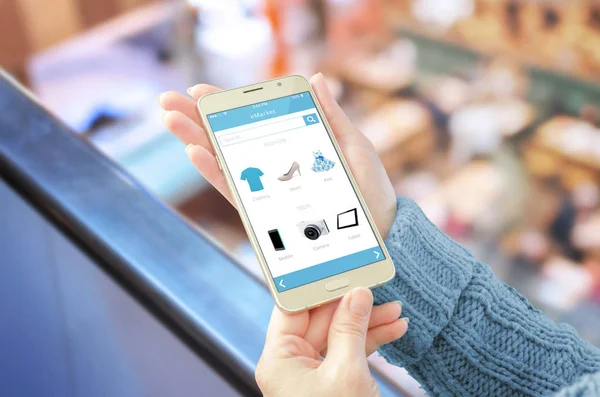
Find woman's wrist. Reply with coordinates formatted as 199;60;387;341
378;201;398;240
374;197;476;364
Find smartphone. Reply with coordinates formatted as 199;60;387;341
198;75;395;312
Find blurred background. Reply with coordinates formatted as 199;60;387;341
2;0;600;396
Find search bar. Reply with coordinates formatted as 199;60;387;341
218;113;319;147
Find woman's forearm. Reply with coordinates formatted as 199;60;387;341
373;198;600;396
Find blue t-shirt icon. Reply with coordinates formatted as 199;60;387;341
241;167;265;192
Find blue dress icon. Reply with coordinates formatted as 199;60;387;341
241;167;265;192
311;150;335;172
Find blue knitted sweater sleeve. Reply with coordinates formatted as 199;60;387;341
373;198;600;397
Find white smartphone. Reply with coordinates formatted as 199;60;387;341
198;75;395;312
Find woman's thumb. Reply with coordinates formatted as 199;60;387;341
310;73;360;139
325;288;373;365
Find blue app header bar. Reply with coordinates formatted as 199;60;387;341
207;92;315;132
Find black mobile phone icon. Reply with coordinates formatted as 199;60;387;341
268;229;285;251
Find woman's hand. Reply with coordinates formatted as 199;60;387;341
159;73;397;238
255;288;408;397
160;76;407;394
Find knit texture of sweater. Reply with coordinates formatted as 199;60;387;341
373;198;600;396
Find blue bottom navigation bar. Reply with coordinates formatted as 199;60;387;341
274;247;384;292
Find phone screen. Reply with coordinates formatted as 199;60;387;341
207;92;385;292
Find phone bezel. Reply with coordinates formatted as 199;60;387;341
197;75;395;312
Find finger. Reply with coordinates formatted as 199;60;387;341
163;110;212;152
306;300;400;353
365;318;409;357
187;84;222;132
310;73;359;139
320;346;328;358
304;301;339;350
159;91;203;126
265;305;310;343
185;144;235;206
324;288;373;366
318;304;404;358
188;83;222;102
369;301;402;328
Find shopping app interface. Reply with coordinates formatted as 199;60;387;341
208;92;385;291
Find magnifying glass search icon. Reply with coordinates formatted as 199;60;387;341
302;114;319;125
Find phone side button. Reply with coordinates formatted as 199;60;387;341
215;156;223;170
325;278;350;292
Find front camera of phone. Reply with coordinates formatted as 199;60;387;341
277;82;282;86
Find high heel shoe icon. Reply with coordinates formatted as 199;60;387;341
278;161;301;181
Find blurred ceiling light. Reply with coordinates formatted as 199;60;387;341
412;0;474;29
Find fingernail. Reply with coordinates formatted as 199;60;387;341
185;143;194;154
158;93;164;105
186;87;194;96
348;288;372;317
393;300;402;311
318;73;331;91
402;317;410;325
317;73;326;87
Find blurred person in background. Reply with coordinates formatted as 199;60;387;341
549;181;582;261
160;73;600;396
